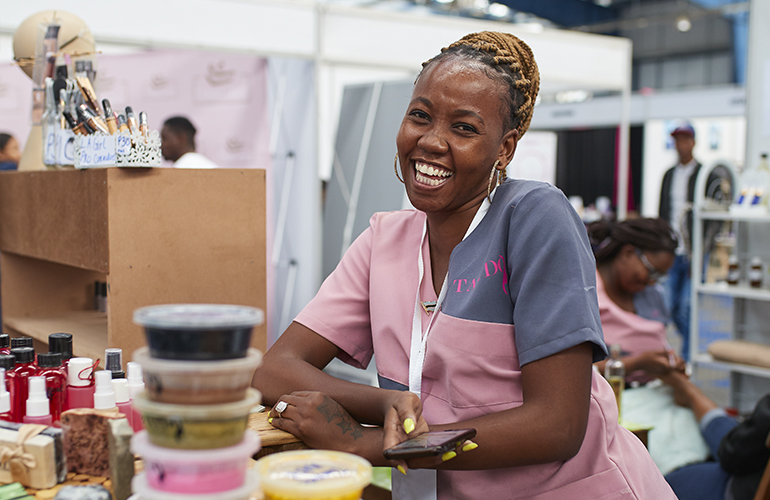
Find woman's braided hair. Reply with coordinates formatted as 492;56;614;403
419;31;540;180
587;218;678;264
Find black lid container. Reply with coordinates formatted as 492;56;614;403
11;337;33;349
49;333;73;361
0;334;9;349
37;352;62;368
0;355;15;370
10;347;34;364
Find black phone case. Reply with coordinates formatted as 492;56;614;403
383;429;476;459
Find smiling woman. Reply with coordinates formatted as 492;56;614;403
253;31;677;500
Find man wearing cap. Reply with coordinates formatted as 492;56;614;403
658;123;700;362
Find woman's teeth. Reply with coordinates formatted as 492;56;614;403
414;162;452;186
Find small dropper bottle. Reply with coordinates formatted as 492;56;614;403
0;334;10;355
11;337;33;349
105;348;125;379
93;370;118;412
127;362;144;431
37;352;67;423
23;376;52;425
0;369;12;421
11;347;39;422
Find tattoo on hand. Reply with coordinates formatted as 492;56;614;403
317;397;363;441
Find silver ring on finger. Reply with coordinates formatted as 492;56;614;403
275;400;288;415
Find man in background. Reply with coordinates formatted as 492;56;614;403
160;116;217;168
658;123;700;362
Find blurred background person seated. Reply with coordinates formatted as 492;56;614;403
588;218;710;475
663;371;770;500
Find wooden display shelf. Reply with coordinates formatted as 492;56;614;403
4;311;108;362
0;168;267;360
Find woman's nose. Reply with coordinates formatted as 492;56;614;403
417;126;448;154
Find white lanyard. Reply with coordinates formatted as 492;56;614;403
408;194;492;395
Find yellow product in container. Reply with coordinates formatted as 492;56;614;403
132;388;260;449
257;450;372;500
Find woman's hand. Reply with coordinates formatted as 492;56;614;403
381;390;430;473
629;349;680;376
268;391;368;453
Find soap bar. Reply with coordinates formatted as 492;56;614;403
61;409;128;477
107;418;134;500
53;485;111;500
0;422;66;489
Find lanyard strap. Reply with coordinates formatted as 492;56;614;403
408;192;493;395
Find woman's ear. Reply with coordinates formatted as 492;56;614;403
499;128;519;167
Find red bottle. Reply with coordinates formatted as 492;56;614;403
10;348;39;422
37;353;67;424
0;334;10;355
0;355;16;422
66;358;95;410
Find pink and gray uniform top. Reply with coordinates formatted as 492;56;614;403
296;179;677;499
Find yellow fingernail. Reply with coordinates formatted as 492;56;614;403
397;465;407;475
268;417;273;424
462;441;478;452
441;451;457;462
403;418;415;434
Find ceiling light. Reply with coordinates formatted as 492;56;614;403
676;14;692;32
488;2;510;17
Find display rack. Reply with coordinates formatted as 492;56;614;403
691;163;770;411
0;168;267;362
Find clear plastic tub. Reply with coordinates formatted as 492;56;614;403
257;450;372;500
133;346;262;404
133;388;261;449
131;430;260;493
131;469;259;500
133;304;264;360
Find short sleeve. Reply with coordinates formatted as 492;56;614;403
293;225;375;370
507;186;607;365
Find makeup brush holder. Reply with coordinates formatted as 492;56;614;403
74;130;162;169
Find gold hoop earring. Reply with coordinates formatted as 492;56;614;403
394;154;404;184
487;160;501;202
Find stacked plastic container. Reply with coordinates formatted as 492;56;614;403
129;304;264;500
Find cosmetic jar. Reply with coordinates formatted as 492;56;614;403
133;388;260;449
133;304;264;360
257;450;372;500
131;430;260;493
133;346;261;404
131;469;259;500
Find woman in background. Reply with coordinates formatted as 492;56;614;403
588;218;710;475
0;134;21;171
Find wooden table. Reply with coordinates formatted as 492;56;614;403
248;411;307;458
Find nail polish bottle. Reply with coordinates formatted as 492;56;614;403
93;370;118;412
11;347;39;422
0;355;16;422
0;368;12;422
37;352;67;423
0;334;10;355
105;348;125;379
127;361;144;431
48;333;73;372
23;376;52;425
112;378;132;425
67;357;95;410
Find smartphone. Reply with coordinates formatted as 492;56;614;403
383;429;476;460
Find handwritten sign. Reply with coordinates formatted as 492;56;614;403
116;133;131;155
77;135;116;168
43;129;76;166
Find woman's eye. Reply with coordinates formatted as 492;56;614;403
409;109;430;120
456;123;478;133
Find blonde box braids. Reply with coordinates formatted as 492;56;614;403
421;31;540;185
